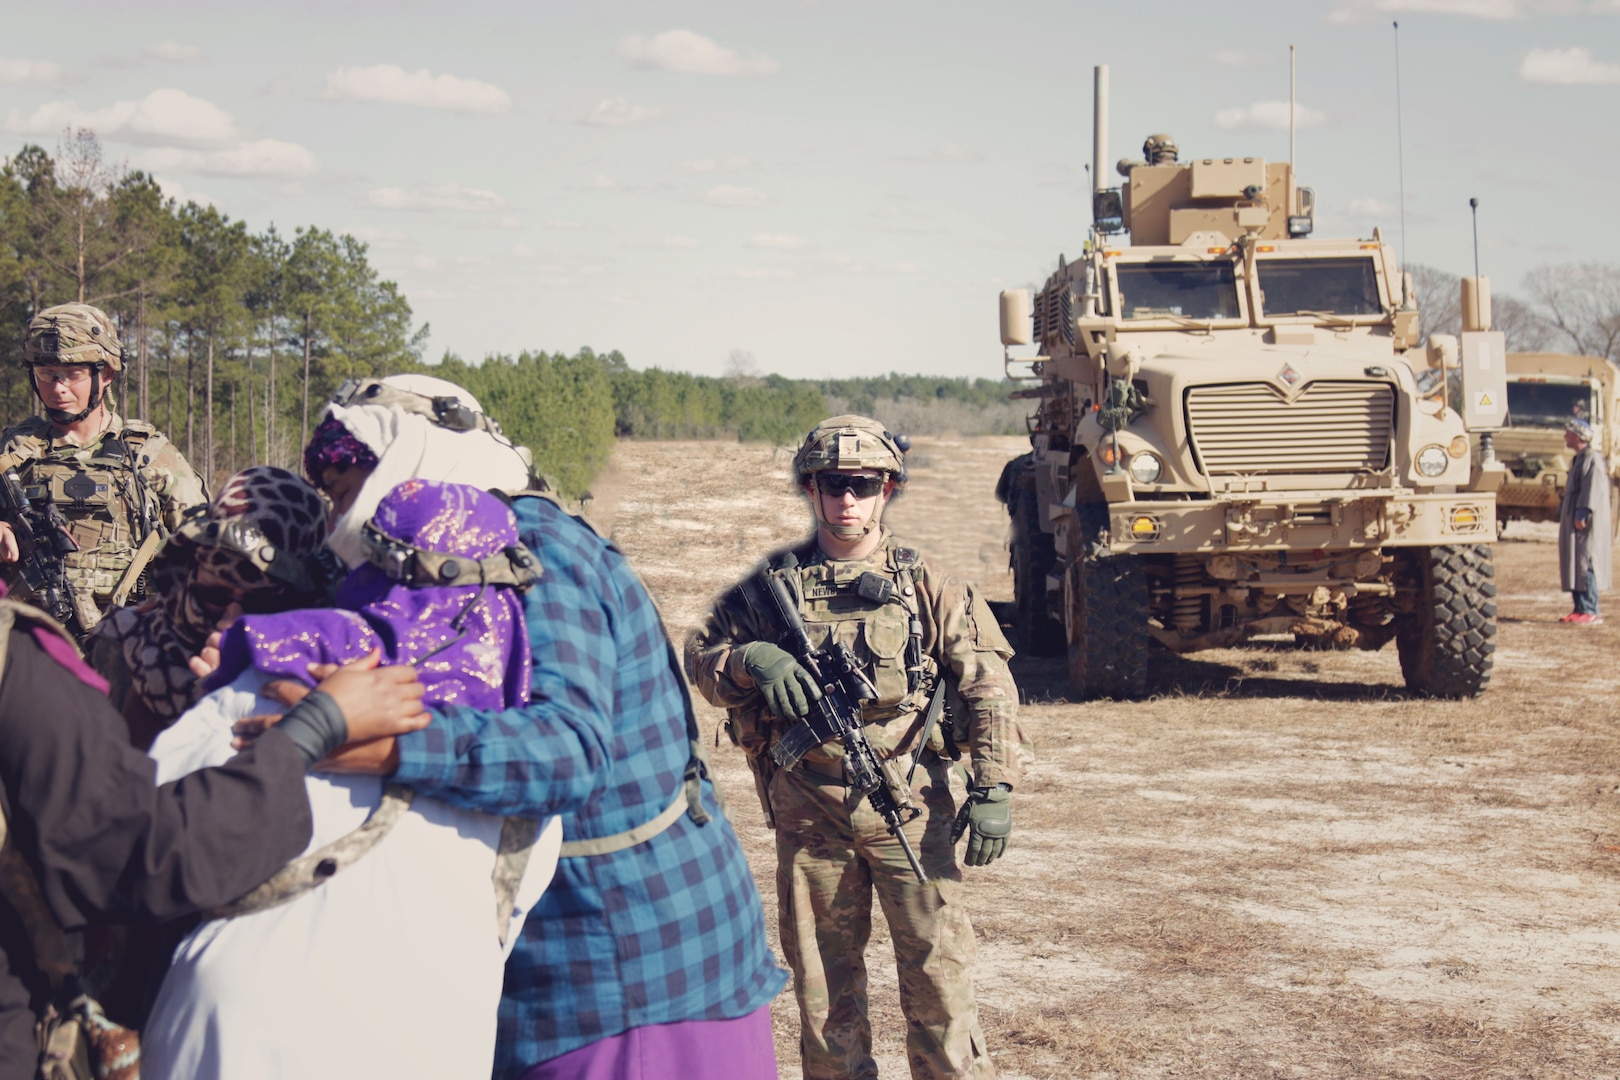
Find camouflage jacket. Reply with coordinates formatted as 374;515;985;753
0;412;207;617
686;532;1022;792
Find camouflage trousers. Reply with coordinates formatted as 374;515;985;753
769;754;994;1080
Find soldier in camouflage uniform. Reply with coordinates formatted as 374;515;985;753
687;415;1022;1080
0;304;207;635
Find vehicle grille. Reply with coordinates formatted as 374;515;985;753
1186;381;1395;474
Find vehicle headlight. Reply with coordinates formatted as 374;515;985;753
1416;445;1449;478
1128;451;1164;484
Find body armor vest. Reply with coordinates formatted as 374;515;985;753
773;543;938;765
3;420;163;603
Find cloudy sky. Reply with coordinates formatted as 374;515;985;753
3;0;1616;377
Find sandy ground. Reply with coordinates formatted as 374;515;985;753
590;435;1620;1079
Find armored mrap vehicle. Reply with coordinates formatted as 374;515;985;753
996;67;1504;699
1493;352;1620;537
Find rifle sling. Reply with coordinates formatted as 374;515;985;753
108;529;163;610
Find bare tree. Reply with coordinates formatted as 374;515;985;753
28;130;150;304
1524;263;1620;361
725;348;761;385
1408;262;1550;352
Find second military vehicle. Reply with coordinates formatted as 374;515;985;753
996;66;1505;700
1493;352;1620;537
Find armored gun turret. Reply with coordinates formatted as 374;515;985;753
995;67;1504;699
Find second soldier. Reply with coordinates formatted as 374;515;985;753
687;415;1023;1080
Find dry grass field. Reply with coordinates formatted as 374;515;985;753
590;435;1620;1079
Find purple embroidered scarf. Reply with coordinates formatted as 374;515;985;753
208;479;531;711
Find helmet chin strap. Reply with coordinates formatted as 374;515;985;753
33;366;104;426
812;477;888;542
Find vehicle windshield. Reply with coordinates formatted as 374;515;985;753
1507;381;1592;430
1115;262;1242;321
1257;258;1383;317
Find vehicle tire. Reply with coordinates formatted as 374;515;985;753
1010;486;1064;656
1065;554;1151;700
1394;544;1496;698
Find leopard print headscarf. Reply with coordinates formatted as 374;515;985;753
94;467;331;724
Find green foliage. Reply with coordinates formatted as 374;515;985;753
431;349;620;498
431;350;1025;497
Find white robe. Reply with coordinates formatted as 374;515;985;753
142;670;562;1080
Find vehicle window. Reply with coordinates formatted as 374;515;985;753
1506;381;1591;429
1257;258;1382;317
1114;262;1242;320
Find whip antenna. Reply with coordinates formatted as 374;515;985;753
1469;197;1481;279
1289;45;1296;176
1393;21;1408;267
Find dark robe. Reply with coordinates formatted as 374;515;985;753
0;628;314;1080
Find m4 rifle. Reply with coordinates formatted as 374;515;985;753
763;558;928;883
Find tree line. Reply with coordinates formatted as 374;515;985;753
0;131;426;484
6;133;1618;500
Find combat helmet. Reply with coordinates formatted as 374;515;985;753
793;415;910;542
1142;133;1179;165
22;303;123;424
792;415;909;487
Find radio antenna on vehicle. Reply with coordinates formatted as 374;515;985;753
1393;21;1409;277
1469;197;1481;279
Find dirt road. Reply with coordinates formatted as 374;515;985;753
592;435;1620;1079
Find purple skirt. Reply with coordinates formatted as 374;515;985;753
517;1006;778;1080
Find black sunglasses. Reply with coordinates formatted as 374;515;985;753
816;474;885;498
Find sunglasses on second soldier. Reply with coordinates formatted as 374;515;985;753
816;473;886;499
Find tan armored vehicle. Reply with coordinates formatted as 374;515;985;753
995;67;1504;699
1493;352;1620;536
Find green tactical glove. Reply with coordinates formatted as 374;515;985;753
740;642;822;721
951;784;1012;866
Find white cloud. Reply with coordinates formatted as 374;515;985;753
590;176;617;190
512;244;537;258
580;98;661;126
1520;46;1620;84
139;139;319;177
664;235;701;248
617;30;779;76
749;233;805;249
1214;101;1326;130
680;156;752;173
1213;51;1251;66
545;219;586;230
152;176;214;207
324;64;511;113
143;41;201;63
735;267;796;280
3;88;239;146
0;58;63;85
411;254;441;271
895;262;918;273
1329;0;1525;20
704;185;767;208
609;295;637;306
367;181;507;212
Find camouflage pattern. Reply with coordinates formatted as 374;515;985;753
23;304;125;372
687;532;1023;1080
0;413;207;629
792;415;908;487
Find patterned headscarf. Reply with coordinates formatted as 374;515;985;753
309;374;532;570
208;479;531;711
303;414;379;485
95;467;331;723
